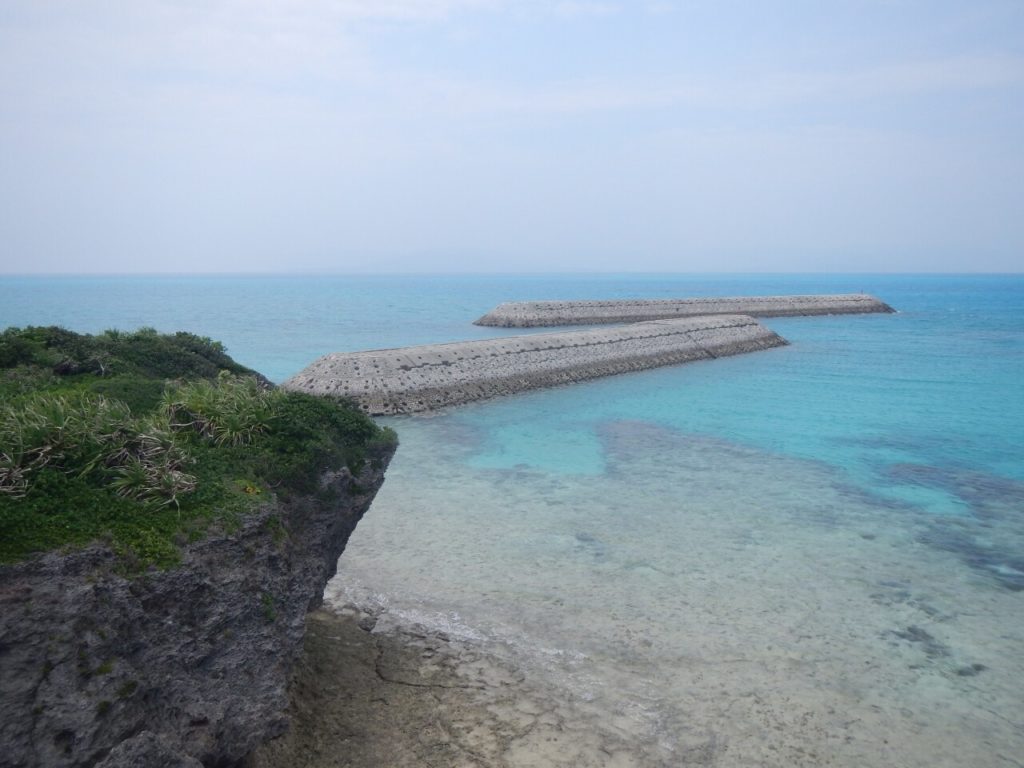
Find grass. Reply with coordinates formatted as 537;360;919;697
0;326;396;569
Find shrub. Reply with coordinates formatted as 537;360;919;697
0;330;40;368
0;326;395;567
0;326;258;382
87;377;166;413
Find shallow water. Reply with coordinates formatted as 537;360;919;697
4;273;1023;764
329;416;1023;765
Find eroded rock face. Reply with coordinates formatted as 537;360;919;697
0;446;393;768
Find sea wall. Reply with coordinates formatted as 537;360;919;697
282;315;786;415
0;445;394;768
474;293;895;327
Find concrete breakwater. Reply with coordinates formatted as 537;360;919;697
474;293;895;327
282;315;786;415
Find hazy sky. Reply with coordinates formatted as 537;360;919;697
1;1;1022;274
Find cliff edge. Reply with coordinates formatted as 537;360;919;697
0;327;397;767
0;444;393;768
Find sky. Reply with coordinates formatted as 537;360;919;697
0;0;1022;274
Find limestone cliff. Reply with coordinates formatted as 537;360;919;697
0;445;394;768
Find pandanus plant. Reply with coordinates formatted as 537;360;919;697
1;373;276;507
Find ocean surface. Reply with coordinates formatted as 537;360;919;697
3;274;1023;765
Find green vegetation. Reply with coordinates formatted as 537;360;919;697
260;591;277;623
0;326;396;568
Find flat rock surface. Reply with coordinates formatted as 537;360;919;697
282;315;786;415
252;608;676;768
474;293;895;327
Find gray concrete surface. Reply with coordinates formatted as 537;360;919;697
474;293;894;327
282;315;786;415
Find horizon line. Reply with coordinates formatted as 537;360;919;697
2;270;1022;278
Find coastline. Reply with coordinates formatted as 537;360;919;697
260;415;1024;768
4;277;1021;766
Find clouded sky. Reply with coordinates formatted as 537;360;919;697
1;0;1022;273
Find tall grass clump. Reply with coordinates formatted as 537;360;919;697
0;392;133;496
163;372;277;447
0;392;195;507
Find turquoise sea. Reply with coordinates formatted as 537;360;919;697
3;274;1023;766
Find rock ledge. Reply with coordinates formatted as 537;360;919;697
0;446;393;768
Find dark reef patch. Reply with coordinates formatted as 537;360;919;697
916;524;1024;592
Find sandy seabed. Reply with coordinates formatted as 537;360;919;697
252;595;1020;768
